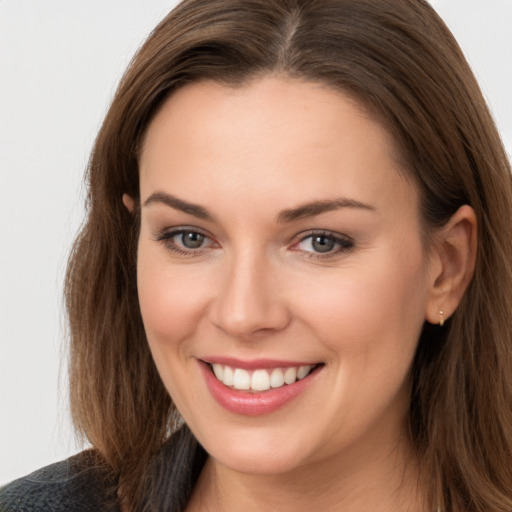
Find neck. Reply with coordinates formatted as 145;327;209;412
186;433;429;512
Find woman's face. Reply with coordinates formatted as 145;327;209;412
136;77;437;477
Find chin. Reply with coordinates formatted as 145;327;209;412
211;445;307;476
191;420;318;476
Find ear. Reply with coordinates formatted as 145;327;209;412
425;205;477;325
122;193;135;213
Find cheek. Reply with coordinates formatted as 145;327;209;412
296;252;428;438
136;245;209;346
136;247;212;413
292;248;428;357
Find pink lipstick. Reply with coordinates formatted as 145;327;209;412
199;359;321;416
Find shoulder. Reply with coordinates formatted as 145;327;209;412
0;451;119;511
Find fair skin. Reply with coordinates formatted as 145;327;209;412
124;76;476;511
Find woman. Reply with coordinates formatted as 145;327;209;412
1;0;511;510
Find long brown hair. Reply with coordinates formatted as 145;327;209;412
65;1;512;510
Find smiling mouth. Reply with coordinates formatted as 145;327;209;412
208;363;321;392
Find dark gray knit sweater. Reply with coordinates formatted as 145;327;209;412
0;452;119;511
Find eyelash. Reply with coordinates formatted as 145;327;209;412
155;228;354;259
292;230;354;259
156;228;215;256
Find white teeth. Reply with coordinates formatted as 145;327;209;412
297;365;312;380
233;369;251;390
223;366;234;386
251;370;270;391
211;363;315;391
270;368;285;388
212;364;223;380
284;367;297;384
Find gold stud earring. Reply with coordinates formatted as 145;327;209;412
439;310;445;327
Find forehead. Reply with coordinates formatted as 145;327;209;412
140;76;395;163
138;76;416;222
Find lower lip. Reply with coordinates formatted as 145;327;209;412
199;362;320;416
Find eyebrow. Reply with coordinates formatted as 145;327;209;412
144;192;213;220
143;191;375;223
276;198;376;223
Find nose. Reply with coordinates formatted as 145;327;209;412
209;250;291;339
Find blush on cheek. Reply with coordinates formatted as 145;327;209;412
299;256;426;359
137;260;211;349
139;288;194;344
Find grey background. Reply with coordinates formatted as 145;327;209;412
1;0;511;484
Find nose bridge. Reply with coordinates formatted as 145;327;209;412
211;244;289;338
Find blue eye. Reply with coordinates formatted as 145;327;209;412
309;235;336;253
179;231;206;249
296;232;353;256
157;228;212;254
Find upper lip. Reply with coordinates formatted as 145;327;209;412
200;356;320;370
